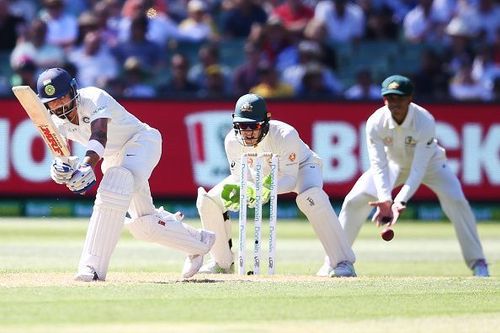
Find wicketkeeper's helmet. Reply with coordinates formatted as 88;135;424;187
232;93;271;145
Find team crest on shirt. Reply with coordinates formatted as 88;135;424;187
288;152;296;162
383;137;393;145
405;136;417;146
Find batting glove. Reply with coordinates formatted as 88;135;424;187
50;156;79;184
66;163;96;194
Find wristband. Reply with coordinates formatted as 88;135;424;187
87;139;105;158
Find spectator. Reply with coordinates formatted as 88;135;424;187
118;0;179;47
10;58;38;90
297;62;332;98
303;19;337;72
313;0;365;43
39;0;78;49
492;76;500;101
412;48;451;100
250;60;294;98
122;56;157;97
68;31;119;88
0;0;26;51
76;11;101;46
197;64;231;98
449;55;492;101
92;0;122;48
178;0;219;42
402;0;450;44
112;14;165;72
271;0;314;34
364;5;400;40
232;41;263;95
281;40;343;95
220;0;268;39
442;16;477;74
344;68;380;100
465;0;500;44
10;19;66;70
188;43;233;93
249;16;292;66
157;53;198;96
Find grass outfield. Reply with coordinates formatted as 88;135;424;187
0;218;499;333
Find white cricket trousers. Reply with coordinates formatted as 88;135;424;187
339;161;486;269
101;126;162;219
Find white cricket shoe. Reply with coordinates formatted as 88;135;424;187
472;259;489;277
329;261;357;278
75;265;99;282
198;260;234;274
181;230;216;279
316;256;333;277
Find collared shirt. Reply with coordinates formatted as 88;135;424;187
225;120;319;194
53;87;147;157
366;102;446;202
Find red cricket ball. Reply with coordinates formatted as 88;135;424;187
381;228;394;241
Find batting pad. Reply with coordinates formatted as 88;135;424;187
126;213;211;255
197;187;234;269
296;187;356;266
78;167;134;280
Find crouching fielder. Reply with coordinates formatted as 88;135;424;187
197;93;356;277
339;75;489;277
37;68;215;281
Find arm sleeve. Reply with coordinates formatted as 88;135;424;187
366;118;393;202
394;120;437;203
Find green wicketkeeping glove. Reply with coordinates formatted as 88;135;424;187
221;183;256;212
261;174;273;205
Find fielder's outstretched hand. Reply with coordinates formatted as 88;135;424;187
390;201;406;226
50;156;79;184
369;200;394;227
66;163;96;194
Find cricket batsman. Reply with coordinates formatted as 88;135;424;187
36;67;215;281
196;93;356;277
338;74;489;277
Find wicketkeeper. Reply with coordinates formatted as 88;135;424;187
36;68;215;281
196;93;356;277
338;75;489;277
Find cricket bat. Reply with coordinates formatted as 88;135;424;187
12;85;70;157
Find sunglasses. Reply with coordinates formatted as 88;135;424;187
234;122;264;130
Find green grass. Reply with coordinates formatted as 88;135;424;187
0;218;499;333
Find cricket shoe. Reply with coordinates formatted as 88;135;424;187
198;260;234;274
75;265;100;282
316;256;333;277
472;259;489;277
181;230;216;279
329;261;357;278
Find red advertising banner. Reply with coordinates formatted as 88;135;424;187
1;99;499;200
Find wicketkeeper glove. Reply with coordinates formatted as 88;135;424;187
261;174;273;205
221;183;256;212
50;156;79;184
66;163;96;194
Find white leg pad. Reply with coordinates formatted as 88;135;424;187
296;187;356;267
78;167;134;280
197;187;233;269
125;213;211;255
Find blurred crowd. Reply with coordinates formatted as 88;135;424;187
1;0;500;101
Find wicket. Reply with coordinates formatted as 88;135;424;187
238;152;278;275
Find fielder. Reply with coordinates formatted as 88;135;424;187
36;68;215;281
196;93;356;277
338;74;489;277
